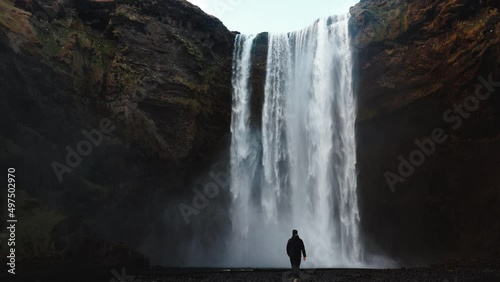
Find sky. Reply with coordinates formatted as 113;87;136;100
186;0;360;34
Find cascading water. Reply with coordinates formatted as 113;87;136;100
230;34;258;237
227;14;362;268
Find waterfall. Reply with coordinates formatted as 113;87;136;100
228;14;362;268
230;33;259;240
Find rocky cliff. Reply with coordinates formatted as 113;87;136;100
350;0;500;265
0;0;235;267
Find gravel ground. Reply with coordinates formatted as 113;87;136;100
10;266;500;281
133;268;500;282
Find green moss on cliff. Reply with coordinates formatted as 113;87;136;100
166;27;205;64
114;5;148;24
16;190;66;257
35;17;116;72
173;75;206;92
351;0;410;46
167;96;202;113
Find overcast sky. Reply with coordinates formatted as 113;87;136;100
186;0;360;34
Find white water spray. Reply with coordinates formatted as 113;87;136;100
227;14;362;268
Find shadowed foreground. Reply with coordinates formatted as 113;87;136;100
12;267;500;282
140;268;500;282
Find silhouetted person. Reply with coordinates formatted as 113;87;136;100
286;229;306;278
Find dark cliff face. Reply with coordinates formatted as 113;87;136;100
0;0;235;267
350;0;500;264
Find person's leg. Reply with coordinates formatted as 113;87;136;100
292;264;299;277
290;258;296;278
297;259;302;278
291;257;301;277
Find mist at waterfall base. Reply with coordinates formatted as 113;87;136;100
183;15;397;269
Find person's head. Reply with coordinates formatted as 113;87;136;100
292;229;298;236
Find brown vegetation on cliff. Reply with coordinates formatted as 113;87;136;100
0;0;235;266
350;0;500;265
